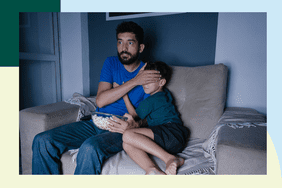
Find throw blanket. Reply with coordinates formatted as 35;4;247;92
65;93;97;121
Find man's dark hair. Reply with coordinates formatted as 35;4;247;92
116;21;144;44
145;61;172;85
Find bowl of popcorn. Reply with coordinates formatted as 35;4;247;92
91;112;128;130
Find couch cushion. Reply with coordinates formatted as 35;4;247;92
167;64;228;139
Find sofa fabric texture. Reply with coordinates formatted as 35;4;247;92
166;64;228;139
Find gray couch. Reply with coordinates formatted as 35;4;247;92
20;63;266;175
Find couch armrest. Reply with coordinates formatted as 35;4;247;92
19;101;79;174
215;107;266;175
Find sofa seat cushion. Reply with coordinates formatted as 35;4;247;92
61;138;216;175
61;151;76;174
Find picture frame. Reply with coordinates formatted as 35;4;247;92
106;12;186;21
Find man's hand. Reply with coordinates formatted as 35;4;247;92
107;113;139;134
132;63;161;86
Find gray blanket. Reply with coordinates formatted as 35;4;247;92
65;93;97;121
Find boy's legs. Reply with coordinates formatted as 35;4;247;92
123;128;184;175
123;142;165;174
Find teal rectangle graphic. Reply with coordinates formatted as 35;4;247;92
0;0;60;66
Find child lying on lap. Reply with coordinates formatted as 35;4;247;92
109;61;189;175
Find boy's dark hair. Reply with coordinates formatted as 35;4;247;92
116;21;144;44
145;61;172;85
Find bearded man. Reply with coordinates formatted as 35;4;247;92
32;21;160;174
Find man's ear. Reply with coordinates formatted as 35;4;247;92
139;44;145;53
159;78;166;87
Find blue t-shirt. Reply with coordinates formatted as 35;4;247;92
96;56;150;116
136;88;182;127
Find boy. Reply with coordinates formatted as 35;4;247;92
109;61;189;175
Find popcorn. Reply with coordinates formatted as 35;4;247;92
92;114;113;130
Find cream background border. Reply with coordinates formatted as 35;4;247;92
2;0;282;186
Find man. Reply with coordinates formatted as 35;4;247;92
32;21;160;174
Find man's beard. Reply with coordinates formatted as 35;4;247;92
118;51;139;65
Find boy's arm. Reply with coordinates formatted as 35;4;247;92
113;82;141;121
123;94;138;118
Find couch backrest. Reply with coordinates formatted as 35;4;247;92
166;64;228;139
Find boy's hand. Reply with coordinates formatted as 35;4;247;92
133;63;161;86
123;113;134;121
124;113;140;128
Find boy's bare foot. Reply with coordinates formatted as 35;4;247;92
165;157;185;175
145;167;166;175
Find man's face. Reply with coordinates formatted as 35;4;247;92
117;32;142;65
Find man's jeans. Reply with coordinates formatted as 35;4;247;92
32;120;123;174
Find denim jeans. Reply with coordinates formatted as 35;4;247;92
32;120;123;174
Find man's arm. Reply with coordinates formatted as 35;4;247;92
96;80;137;108
96;64;160;108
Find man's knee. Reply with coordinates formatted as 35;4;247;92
32;132;51;150
77;138;104;158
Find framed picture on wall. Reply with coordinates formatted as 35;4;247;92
106;12;185;21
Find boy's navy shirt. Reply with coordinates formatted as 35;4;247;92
97;56;150;116
136;88;182;127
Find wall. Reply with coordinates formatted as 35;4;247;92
88;13;218;95
215;13;266;115
60;13;90;101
